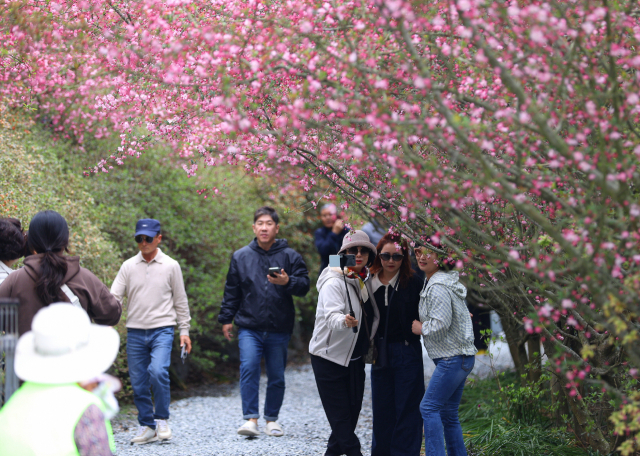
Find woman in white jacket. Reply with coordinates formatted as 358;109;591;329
309;230;379;456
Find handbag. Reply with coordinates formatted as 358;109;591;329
350;281;378;364
362;306;377;364
371;279;400;369
61;284;82;309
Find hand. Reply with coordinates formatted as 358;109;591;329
267;269;290;286
180;335;192;354
332;218;345;234
222;323;234;341
411;320;423;335
345;314;358;328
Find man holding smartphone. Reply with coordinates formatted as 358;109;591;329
219;206;310;437
111;219;192;445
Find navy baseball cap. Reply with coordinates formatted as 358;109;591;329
135;219;161;237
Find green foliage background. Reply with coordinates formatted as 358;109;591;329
1;108;320;397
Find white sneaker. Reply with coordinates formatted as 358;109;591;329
156;419;172;441
130;426;158;445
237;420;260;436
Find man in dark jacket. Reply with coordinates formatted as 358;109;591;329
219;206;310;437
314;203;348;272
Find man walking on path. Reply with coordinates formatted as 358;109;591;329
111;219;192;445
314;203;348;272
219;206;310;437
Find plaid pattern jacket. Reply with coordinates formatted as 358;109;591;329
418;270;477;360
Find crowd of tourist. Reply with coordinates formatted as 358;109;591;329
0;205;477;456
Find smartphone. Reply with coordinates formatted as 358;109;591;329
269;267;281;278
180;344;188;364
329;254;356;268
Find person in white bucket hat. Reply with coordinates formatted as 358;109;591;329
0;303;120;456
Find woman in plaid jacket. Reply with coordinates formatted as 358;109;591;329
411;239;477;456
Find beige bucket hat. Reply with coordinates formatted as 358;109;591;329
14;304;120;384
338;230;377;255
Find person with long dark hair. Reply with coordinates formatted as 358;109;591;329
411;239;476;456
0;218;27;286
0;210;122;335
368;234;424;456
309;230;379;456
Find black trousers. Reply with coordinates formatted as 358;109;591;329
310;354;366;456
371;342;425;456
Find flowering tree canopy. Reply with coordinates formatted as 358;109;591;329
2;0;640;451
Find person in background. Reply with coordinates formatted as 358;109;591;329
0;218;27;286
466;290;491;355
0;210;122;335
412;239;477;456
360;218;387;247
368;234;424;456
0;304;120;456
219;206;310;437
314;203;349;272
111;218;192;445
309;230;379;456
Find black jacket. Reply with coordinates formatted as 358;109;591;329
314;226;348;272
218;239;310;333
373;273;423;346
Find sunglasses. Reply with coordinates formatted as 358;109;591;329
414;248;436;259
379;253;404;262
135;235;156;244
347;247;370;256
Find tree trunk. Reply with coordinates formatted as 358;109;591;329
550;372;570;427
497;309;528;383
291;313;305;353
527;335;542;383
542;339;610;453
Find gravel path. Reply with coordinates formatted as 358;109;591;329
113;341;513;455
114;364;372;456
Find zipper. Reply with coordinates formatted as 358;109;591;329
325;330;332;353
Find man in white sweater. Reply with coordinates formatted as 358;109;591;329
111;219;191;445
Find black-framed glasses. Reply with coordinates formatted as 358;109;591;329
379;253;404;262
135;235;155;244
347;247;370;256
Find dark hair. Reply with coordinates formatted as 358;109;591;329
27;211;69;305
253;206;279;224
0;218;27;262
369;234;414;286
417;236;457;271
358;248;376;268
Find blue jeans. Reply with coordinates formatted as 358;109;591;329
238;327;290;420
371;342;425;456
420;355;475;456
127;327;174;429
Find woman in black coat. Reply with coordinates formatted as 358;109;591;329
368;234;424;456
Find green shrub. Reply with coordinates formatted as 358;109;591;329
2;107;323;398
44;122;322;386
461;372;589;456
0;108;122;282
